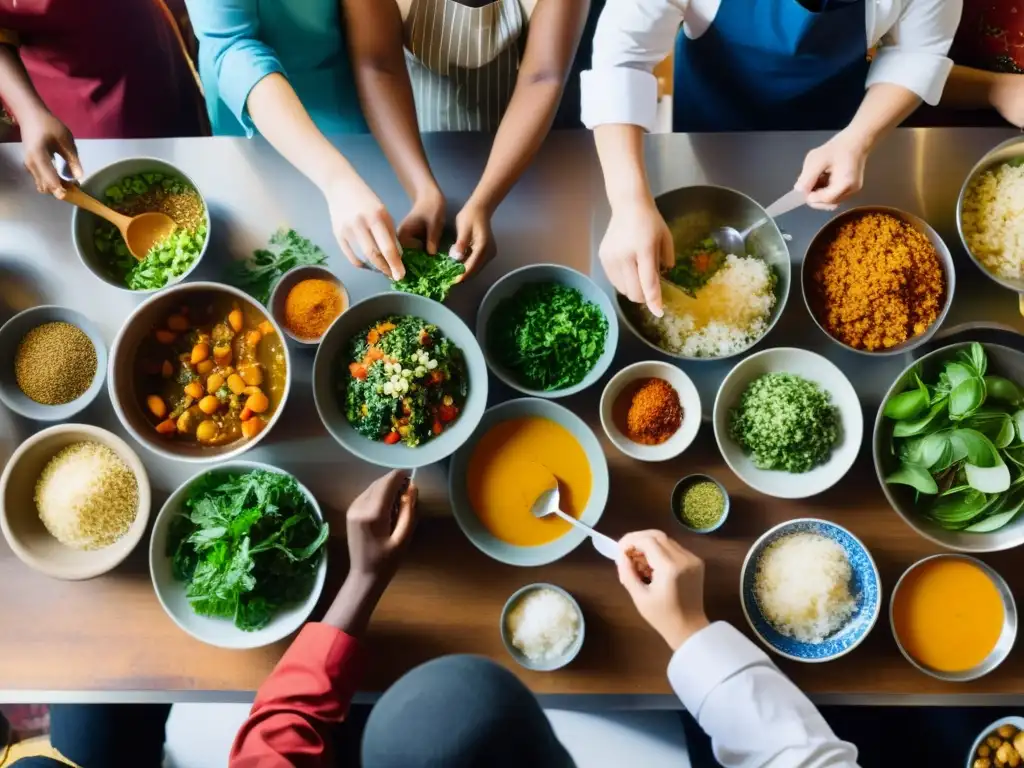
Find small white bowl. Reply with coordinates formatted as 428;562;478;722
268;265;349;346
149;460;327;649
500;583;584;671
599;361;701;461
713;347;862;499
0;424;151;580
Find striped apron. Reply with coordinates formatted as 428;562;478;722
401;0;528;132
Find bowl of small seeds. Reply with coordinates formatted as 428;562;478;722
0;305;107;421
71;157;209;294
671;474;730;533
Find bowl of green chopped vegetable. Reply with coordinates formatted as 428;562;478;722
713;347;862;499
150;461;328;649
874;342;1024;552
313;291;488;469
72;157;209;294
476;264;618;398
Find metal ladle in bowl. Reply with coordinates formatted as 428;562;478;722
710;188;807;256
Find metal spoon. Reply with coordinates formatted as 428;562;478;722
531;480;619;560
58;183;176;262
710;188;806;256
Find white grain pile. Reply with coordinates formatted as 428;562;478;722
34;441;138;550
754;532;857;644
506;588;579;662
962;162;1024;281
639;254;775;357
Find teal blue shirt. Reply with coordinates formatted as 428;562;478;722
186;0;367;137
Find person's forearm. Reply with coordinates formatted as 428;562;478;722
246;73;361;194
467;80;564;213
940;65;1009;110
0;45;48;123
842;83;922;151
323;573;386;638
594;124;655;210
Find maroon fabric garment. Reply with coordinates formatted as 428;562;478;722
0;0;202;139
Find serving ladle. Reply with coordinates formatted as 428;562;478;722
710;188;807;256
59;184;177;262
531;478;619;560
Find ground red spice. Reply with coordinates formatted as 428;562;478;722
625;378;683;445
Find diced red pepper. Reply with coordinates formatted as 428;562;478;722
438;404;458;423
428;370;445;385
432;421;443;435
365;347;384;362
349;362;368;380
384;430;401;444
367;329;380;344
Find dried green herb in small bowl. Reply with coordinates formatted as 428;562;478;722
672;474;729;533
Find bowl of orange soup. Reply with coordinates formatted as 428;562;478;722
448;398;610;566
890;554;1016;682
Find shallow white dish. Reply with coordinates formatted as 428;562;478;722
599;361;701;462
149;460;327;650
713;347;862;499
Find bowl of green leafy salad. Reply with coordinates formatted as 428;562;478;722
150;462;328;649
875;342;1024;552
313;292;488;469
72;157;209;294
477;264;617;398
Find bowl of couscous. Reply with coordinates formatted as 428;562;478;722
801;206;955;356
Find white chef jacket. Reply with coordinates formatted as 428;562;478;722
670;622;860;767
580;0;963;132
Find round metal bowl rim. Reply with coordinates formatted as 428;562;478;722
499;582;585;671
956;135;1024;295
268;264;349;346
614;183;792;362
0;305;108;421
670;473;731;534
738;517;882;664
476;262;619;398
70;156;211;295
107;281;292;463
148;459;327;649
888;553;1017;682
800;205;957;357
871;341;1024;552
965;715;1024;767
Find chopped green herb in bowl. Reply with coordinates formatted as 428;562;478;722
392;248;465;303
486;277;611;395
230;227;328;305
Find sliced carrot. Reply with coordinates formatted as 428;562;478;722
365;347;384;362
349;362;368;380
155;418;177;435
367;329;380;344
240;407;253;422
384;431;401;444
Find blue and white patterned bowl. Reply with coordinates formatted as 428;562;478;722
740;518;881;663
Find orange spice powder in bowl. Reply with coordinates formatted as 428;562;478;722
269;265;348;346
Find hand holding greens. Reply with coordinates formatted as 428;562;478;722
168;469;329;631
883;343;1024;533
392;248;465;302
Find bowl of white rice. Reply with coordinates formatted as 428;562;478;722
958;136;1024;298
501;583;584;671
0;423;151;580
617;185;791;361
740;518;880;663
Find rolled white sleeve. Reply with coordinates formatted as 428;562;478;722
668;622;860;768
866;0;963;105
580;0;687;131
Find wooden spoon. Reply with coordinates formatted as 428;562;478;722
62;185;177;261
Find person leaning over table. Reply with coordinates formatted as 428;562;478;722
228;513;859;766
343;0;592;278
184;0;408;282
0;0;203;196
582;0;963;318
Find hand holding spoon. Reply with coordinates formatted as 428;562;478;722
531;479;619;560
60;185;176;261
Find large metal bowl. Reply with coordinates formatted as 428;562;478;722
957;135;1024;299
873;341;1024;551
890;554;1016;682
616;185;791;361
802;206;955;356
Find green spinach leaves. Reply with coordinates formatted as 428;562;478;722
392;249;465;303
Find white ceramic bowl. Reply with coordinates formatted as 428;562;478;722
966;716;1024;768
268;264;349;346
149;460;327;649
599;361;701;461
713;347;862;499
500;583;585;671
0;424;151;580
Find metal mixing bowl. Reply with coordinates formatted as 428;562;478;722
615;185;791;361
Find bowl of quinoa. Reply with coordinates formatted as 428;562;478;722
71;157;209;294
802;207;954;356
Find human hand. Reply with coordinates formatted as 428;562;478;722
324;175;405;279
599;199;674;317
795;130;870;211
451;202;496;279
397;184;446;255
19;109;82;197
990;74;1024;129
617;530;709;651
346;469;418;585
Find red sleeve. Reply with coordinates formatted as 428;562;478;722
229;623;363;768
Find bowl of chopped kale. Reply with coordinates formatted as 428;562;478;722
477;264;618;398
313;292;488;469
